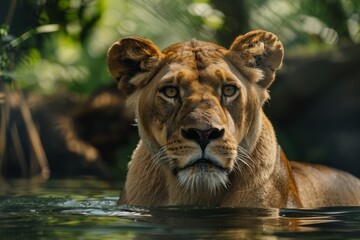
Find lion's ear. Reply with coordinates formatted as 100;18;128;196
107;37;162;95
228;30;283;89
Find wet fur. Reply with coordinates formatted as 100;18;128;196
108;30;360;208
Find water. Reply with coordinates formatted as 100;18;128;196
1;179;359;239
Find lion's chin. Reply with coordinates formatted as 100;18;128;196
176;165;229;195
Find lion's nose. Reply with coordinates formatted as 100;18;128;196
181;127;224;150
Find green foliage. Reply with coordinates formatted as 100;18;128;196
0;25;13;84
2;0;360;93
248;0;360;54
3;0;226;94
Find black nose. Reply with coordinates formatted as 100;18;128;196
181;127;224;150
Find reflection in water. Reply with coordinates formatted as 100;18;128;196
0;179;359;239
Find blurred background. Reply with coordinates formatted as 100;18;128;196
1;0;359;180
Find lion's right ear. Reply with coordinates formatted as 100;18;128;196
107;37;163;95
228;30;283;89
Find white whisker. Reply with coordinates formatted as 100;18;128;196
235;145;255;175
147;146;169;172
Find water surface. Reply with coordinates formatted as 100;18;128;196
0;179;359;239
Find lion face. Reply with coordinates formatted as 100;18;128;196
108;31;283;195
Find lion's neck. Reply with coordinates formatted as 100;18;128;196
221;113;294;207
241;111;279;188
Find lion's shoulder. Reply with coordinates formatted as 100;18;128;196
290;161;360;207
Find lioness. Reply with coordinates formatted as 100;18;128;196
107;30;360;208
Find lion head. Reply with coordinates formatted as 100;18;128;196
108;30;283;198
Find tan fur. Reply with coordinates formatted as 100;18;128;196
108;30;360;208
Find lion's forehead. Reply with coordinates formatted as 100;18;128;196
164;43;226;65
159;61;240;86
157;41;246;94
162;39;225;54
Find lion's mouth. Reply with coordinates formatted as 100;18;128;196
173;157;230;193
173;158;226;175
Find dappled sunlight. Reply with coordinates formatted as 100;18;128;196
301;16;339;44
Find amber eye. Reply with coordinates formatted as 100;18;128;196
161;86;178;98
222;85;238;97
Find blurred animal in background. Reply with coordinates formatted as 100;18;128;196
1;84;137;179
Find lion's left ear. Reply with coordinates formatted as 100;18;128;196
107;37;163;95
228;30;284;89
